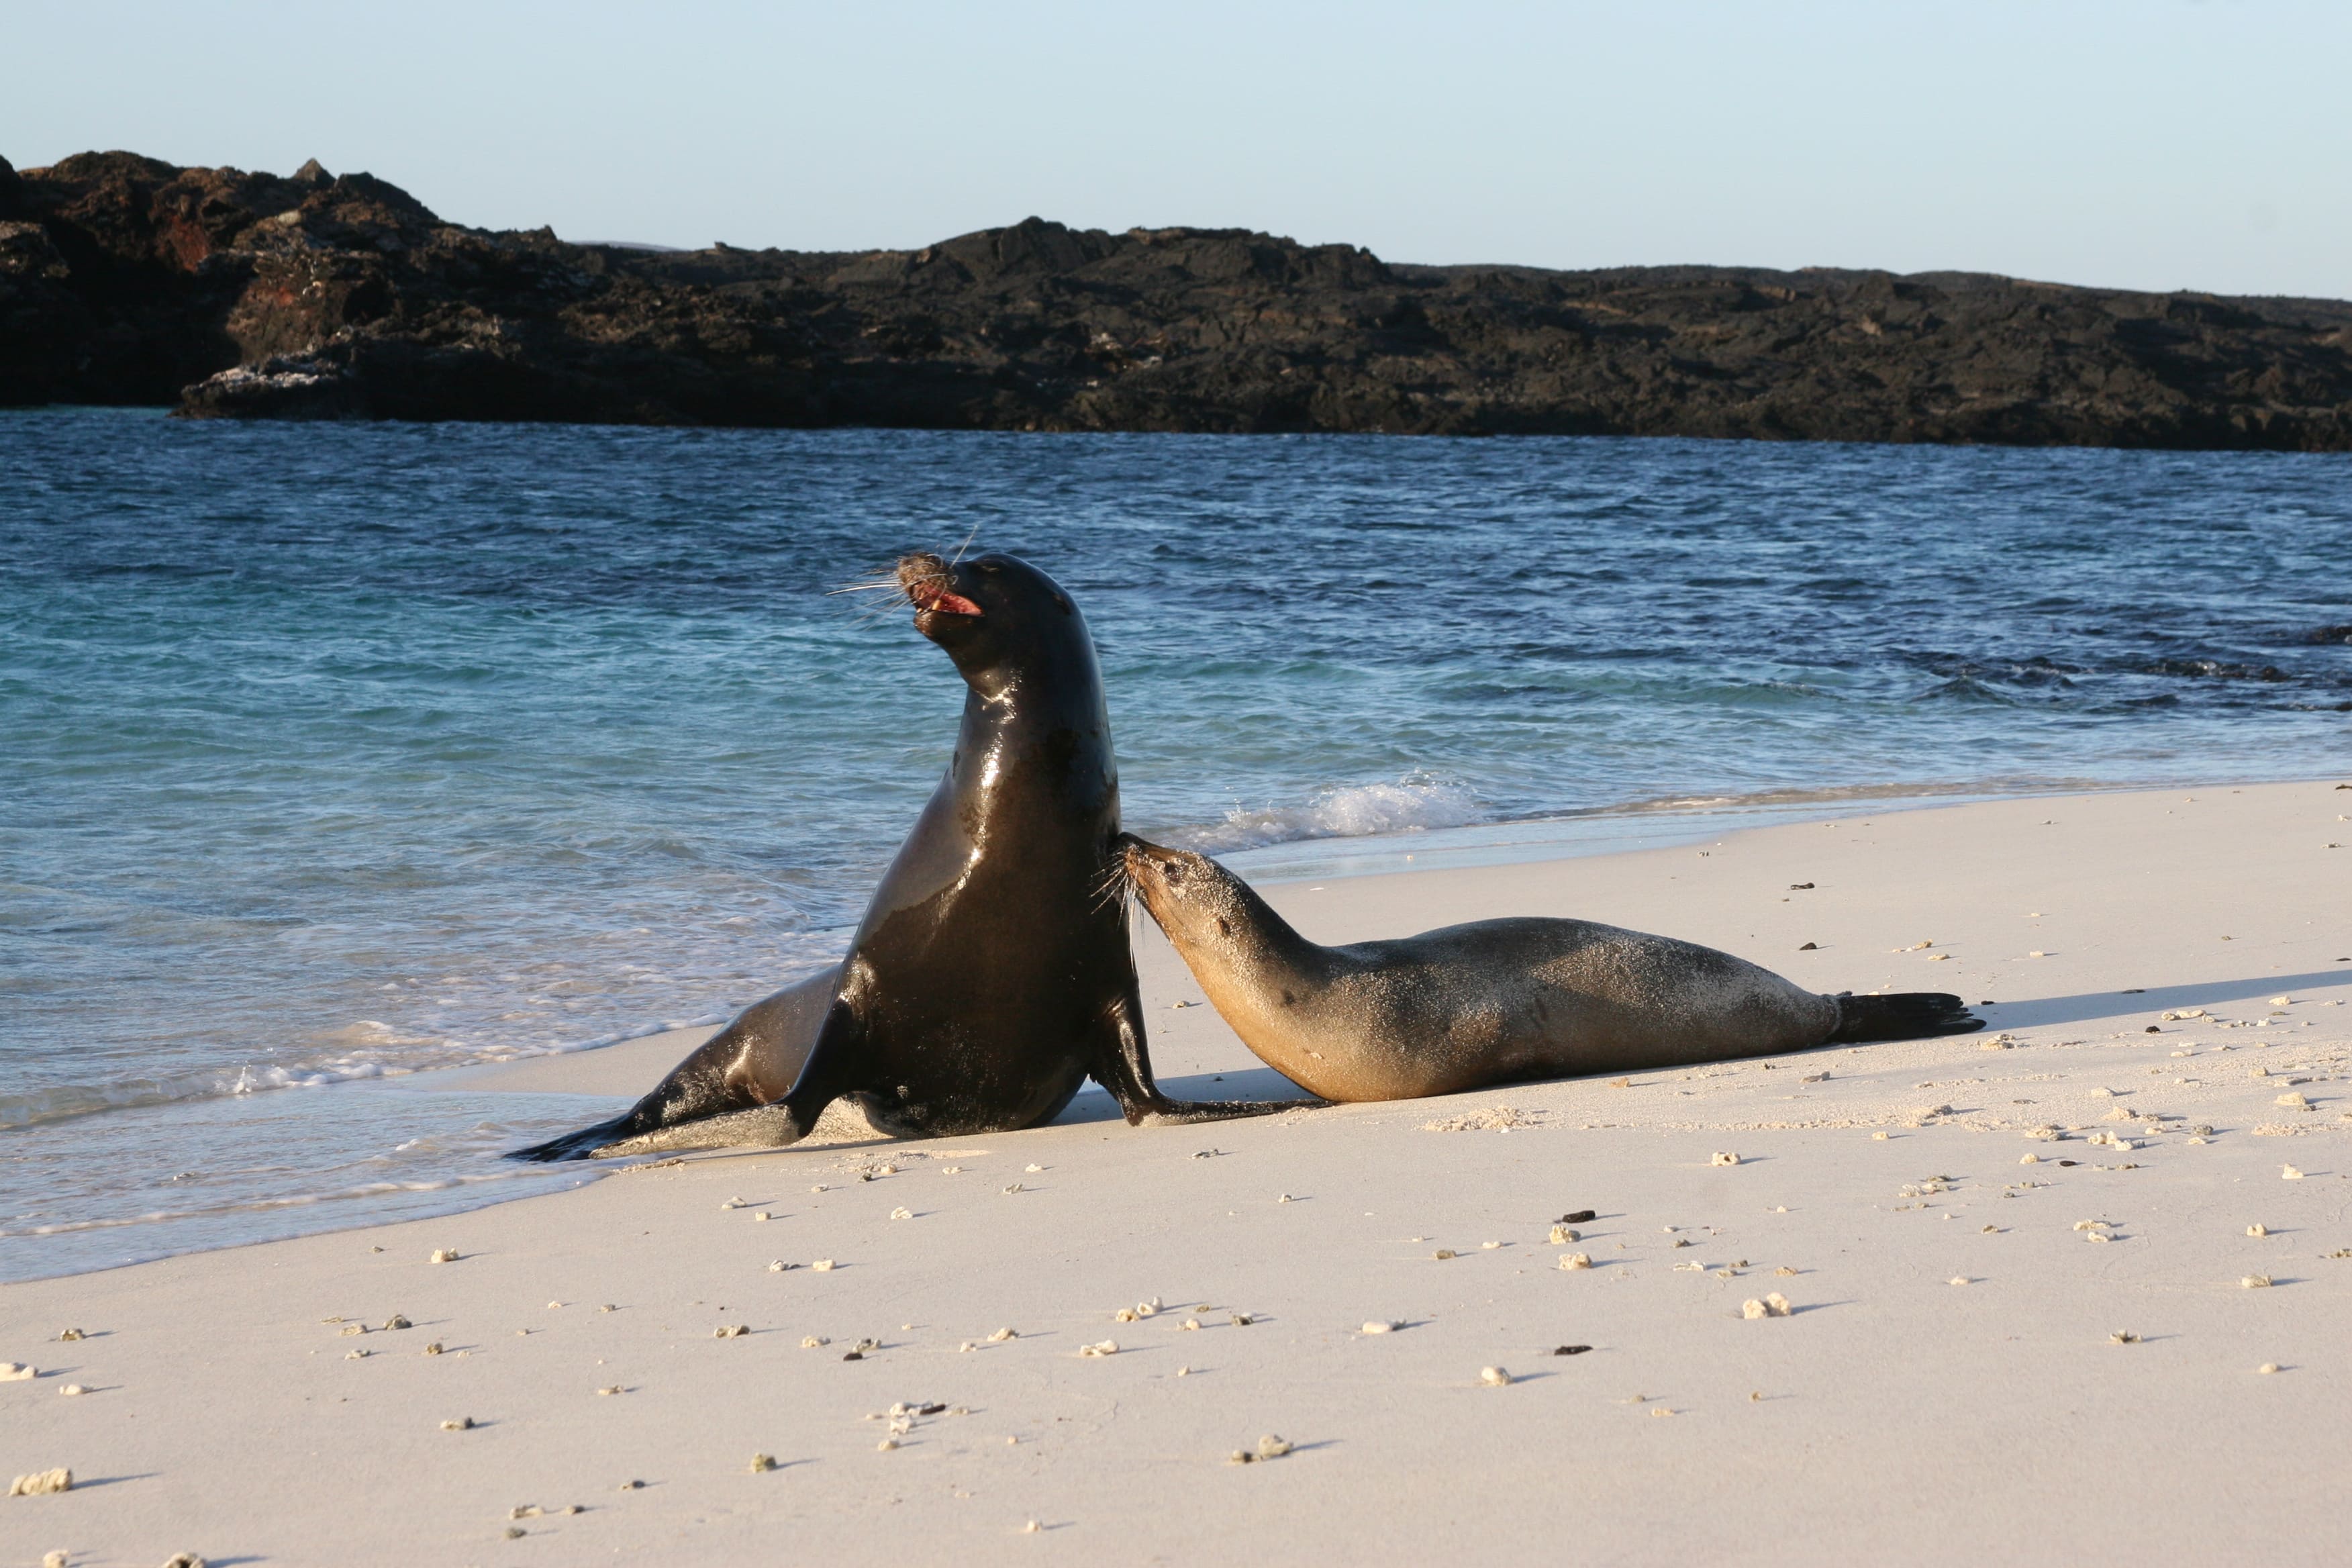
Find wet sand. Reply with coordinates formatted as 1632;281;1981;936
5;781;2348;1565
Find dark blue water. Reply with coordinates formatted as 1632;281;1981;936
4;407;2347;1277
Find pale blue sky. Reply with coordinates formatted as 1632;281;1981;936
7;0;2345;297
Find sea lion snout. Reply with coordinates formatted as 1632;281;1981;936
1116;833;1185;887
1119;834;1234;940
897;552;984;628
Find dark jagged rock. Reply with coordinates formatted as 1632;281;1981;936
5;151;2351;449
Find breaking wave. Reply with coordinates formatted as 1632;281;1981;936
1159;778;1485;852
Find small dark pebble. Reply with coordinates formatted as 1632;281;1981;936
1560;1210;1597;1224
1789;883;1814;890
1797;942;1818;951
1552;1344;1593;1356
2120;988;2145;994
2145;1026;2161;1033
842;1351;865;1361
918;1402;946;1415
1980;1000;1996;1006
2057;1160;2079;1167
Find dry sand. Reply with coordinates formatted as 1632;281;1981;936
5;781;2349;1565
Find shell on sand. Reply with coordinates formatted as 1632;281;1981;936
8;1468;72;1495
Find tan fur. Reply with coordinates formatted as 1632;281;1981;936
1124;838;1839;1103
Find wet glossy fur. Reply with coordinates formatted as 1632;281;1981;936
510;554;1293;1161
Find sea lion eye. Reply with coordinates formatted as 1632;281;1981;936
1216;918;1232;936
977;562;1001;575
1163;863;1185;884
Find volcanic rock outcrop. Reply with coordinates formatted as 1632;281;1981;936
6;150;2351;448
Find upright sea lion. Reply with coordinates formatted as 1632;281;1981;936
1118;834;1981;1103
511;552;1296;1161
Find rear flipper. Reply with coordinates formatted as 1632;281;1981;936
507;1102;807;1162
505;1110;644;1163
505;1048;777;1161
506;972;844;1162
1828;991;1984;1043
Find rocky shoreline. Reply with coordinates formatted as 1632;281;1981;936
6;150;2351;448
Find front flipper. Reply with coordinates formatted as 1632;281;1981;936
1093;985;1322;1126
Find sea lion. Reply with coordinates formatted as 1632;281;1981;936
1117;834;1981;1102
510;552;1296;1161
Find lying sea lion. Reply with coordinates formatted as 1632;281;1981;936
510;552;1296;1161
1118;833;1981;1102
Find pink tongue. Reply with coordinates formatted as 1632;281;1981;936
916;585;983;617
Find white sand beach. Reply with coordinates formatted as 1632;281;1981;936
5;781;2349;1566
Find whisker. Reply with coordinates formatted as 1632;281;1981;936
1089;853;1136;920
948;523;983;566
832;562;913;624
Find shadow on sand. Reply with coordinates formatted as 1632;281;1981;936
1982;968;2352;1029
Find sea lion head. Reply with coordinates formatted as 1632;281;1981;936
1115;832;1253;950
895;550;1083;679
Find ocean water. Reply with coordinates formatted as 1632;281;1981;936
3;407;2347;1279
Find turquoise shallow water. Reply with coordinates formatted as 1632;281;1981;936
3;408;2348;1278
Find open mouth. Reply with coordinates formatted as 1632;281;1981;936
905;577;983;620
